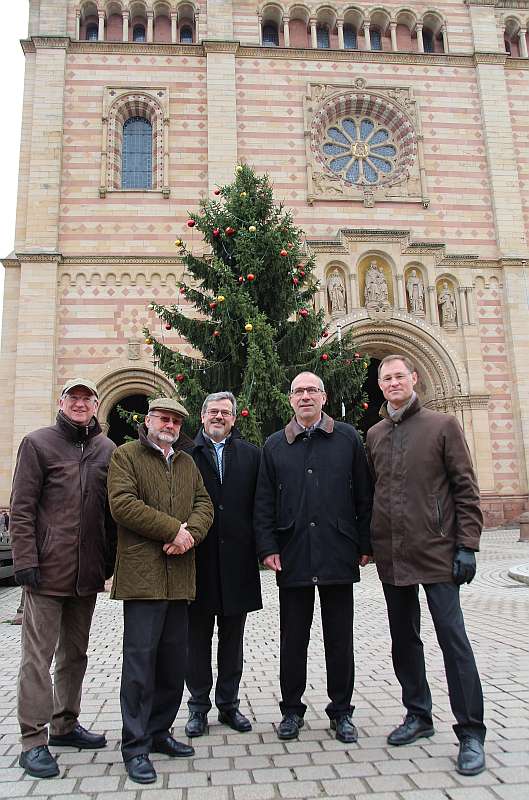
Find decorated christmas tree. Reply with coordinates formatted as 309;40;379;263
144;164;369;444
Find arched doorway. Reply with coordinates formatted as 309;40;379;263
107;393;149;445
358;358;384;436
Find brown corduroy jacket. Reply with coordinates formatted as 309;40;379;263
108;426;214;601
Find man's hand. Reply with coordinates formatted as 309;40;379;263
452;547;476;585
359;554;372;567
163;523;195;556
15;567;40;589
263;554;282;572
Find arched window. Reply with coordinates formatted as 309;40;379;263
86;23;98;41
423;29;434;53
317;25;330;49
343;25;357;49
180;25;193;44
122;117;152;190
371;29;382;51
262;23;279;46
133;24;146;42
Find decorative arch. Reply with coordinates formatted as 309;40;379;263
97;366;176;429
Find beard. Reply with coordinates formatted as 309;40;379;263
148;429;179;446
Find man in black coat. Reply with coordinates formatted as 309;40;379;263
254;372;373;743
185;392;262;737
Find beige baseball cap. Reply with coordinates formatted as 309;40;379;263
61;378;99;398
148;397;189;418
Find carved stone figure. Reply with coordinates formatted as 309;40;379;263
438;281;457;327
364;261;389;307
327;270;346;314
406;269;425;315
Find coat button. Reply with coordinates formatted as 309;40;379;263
307;468;313;474
312;576;318;583
220;539;224;544
309;521;316;527
218;504;224;511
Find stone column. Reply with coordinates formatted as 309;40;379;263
283;16;290;47
0;261;21;505
428;286;439;324
441;25;448;53
337;20;344;50
122;11;129;42
257;14;263;44
519;29;528;59
75;10;80;40
349;273;359;308
204;42;238;190
363;22;371;50
147;10;154;43
466;286;475;325
390;21;397;51
171;11;177;43
396;274;406;310
458;287;469;324
310;18;317;49
416;22;424;53
98;10;105;41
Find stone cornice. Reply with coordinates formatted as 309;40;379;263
474;51;508;65
13;252;62;263
70;40;200;56
22;37;70;53
464;0;496;6
61;255;185;266
238;44;472;66
493;1;529;8
202;40;240;54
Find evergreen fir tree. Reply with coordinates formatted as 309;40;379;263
144;164;369;444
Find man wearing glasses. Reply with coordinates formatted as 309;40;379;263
366;355;485;776
254;372;373;743
107;398;213;784
184;392;262;738
10;379;115;778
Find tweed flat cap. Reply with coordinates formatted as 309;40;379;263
148;397;189;418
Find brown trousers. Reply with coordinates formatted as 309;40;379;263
17;591;97;750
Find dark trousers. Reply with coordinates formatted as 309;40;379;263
186;603;247;713
120;599;188;761
18;591;97;750
383;581;486;742
279;583;354;720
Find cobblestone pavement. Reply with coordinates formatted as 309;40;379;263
1;529;529;800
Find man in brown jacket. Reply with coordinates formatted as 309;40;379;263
108;397;213;785
366;355;486;777
10;379;116;779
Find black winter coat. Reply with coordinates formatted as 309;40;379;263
254;413;373;589
192;428;263;616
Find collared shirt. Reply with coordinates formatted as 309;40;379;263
203;433;228;482
387;391;417;423
291;414;323;439
150;440;175;463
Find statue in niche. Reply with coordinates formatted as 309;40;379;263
364;261;389;307
327;270;346;315
406;269;425;316
438;281;457;328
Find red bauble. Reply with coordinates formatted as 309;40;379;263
321;353;329;362
311;340;317;347
287;242;294;248
179;287;186;294
293;277;299;286
344;358;351;366
299;308;308;318
187;219;195;227
241;409;249;418
165;323;172;330
247;273;255;282
213;330;220;337
176;373;185;382
214;188;221;195
299;270;306;277
354;352;361;359
362;402;369;410
225;226;235;236
280;249;288;257
238;276;244;283
213;227;220;237
322;330;329;337
209;302;217;309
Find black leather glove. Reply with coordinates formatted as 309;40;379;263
14;567;41;590
452;547;476;586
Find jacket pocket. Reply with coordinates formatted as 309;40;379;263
435;497;445;536
38;526;53;558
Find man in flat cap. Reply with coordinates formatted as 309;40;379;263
108;397;214;785
10;379;116;779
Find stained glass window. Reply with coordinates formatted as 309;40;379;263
122;117;152;190
322;116;397;185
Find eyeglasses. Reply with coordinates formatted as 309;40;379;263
205;409;234;418
63;394;96;404
148;414;183;425
290;387;324;397
379;373;412;385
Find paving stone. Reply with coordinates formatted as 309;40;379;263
410;770;458;788
187;788;229;800
167;773;208;788
365;774;414;792
446;789;498;799
210;769;252;785
277;781;320;798
78;775;121;792
321;777;367;795
233;785;276;800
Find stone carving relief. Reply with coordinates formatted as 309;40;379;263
406;269;426;317
437;280;458;330
364;261;390;308
327;270;347;315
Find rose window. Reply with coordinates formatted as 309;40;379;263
322;118;397;185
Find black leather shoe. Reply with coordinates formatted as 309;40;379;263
387;714;434;746
185;711;208;738
48;723;107;750
19;745;60;778
277;713;304;740
125;754;157;784
456;736;485;776
151;735;195;758
330;714;358;744
218;709;252;733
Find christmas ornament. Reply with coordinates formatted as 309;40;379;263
248;225;256;233
165;323;172;330
187;219;195;227
241;408;249;417
213;228;220;237
133;414;139;422
298;308;308;318
238;276;244;283
311;340;317;348
247;273;255;282
354;352;361;359
213;330;220;337
179;287;186;294
321;353;329;361
280;249;288;257
287;242;293;248
176;373;185;382
145;337;153;344
209;302;217;309
299;270;306;277
174;239;182;247
322;330;329;338
244;323;253;332
362;402;369;410
363;361;368;368
217;295;225;302
240;191;247;197
214;188;221;195
225;226;235;236
293;277;299;286
236;165;243;173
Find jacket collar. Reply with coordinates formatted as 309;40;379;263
284;411;334;444
56;410;101;445
379;395;422;423
138;423;179;460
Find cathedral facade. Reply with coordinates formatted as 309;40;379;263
1;0;529;525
